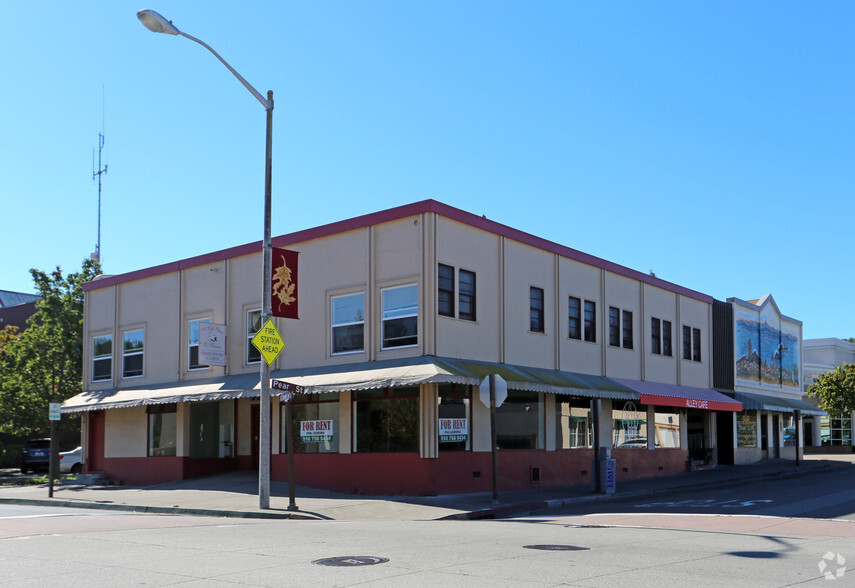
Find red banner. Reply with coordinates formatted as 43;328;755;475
271;248;299;319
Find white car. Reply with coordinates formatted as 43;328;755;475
59;447;82;474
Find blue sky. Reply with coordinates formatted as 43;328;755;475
1;2;852;340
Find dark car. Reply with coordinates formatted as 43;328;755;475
20;438;51;473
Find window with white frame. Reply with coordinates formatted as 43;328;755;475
382;285;418;349
122;329;144;378
189;318;211;370
331;293;365;354
92;334;112;382
682;325;702;362
246;309;262;364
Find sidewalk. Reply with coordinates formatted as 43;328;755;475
1;454;852;521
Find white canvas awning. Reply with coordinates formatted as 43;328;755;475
61;373;260;413
271;356;638;400
63;356;639;413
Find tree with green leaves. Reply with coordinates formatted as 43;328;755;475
0;258;100;438
807;362;855;417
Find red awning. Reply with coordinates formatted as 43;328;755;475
612;378;742;412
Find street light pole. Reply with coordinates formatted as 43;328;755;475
137;9;276;509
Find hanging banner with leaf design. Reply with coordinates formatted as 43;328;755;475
271;247;299;319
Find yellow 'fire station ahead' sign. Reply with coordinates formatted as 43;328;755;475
251;318;285;366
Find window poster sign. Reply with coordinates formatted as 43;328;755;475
737;411;757;448
300;420;333;443
199;323;226;366
439;418;468;443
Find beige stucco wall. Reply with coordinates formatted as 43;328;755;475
679;296;711;388
603;272;642;380
434;217;503;362
643;285;679;384
503;240;556;369
104;406;147;458
558;258;602;374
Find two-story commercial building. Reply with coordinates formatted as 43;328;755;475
63;200;747;494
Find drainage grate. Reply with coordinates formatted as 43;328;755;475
523;545;589;551
313;556;389;567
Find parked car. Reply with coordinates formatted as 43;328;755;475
19;438;51;473
59;446;82;474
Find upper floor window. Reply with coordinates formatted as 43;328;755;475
609;307;633;349
332;293;365;354
622;310;633;349
458;269;476;321
438;264;476;322
122;329;144;378
568;297;596;342
683;325;702;362
92;335;112;382
189;318;211;370
438;264;455;318
530;287;544;333
651;317;673;356
246;309;262;364
568;296;581;340
584;300;596;342
382;285;418;349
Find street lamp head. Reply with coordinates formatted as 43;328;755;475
137;9;181;35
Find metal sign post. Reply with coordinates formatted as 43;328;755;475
479;375;507;503
48;403;61;498
272;379;303;511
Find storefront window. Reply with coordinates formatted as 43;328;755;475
147;403;176;457
654;408;680;448
496;391;544;449
353;386;419;452
555;398;592;449
737;411;757;448
282;393;340;454
821;416;852;446
438;384;470;451
613;401;647;448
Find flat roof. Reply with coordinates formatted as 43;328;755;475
82;199;712;303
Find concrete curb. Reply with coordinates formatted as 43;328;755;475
0;497;321;520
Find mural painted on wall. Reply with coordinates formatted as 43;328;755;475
735;301;800;390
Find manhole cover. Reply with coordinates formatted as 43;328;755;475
524;545;589;551
312;556;389;567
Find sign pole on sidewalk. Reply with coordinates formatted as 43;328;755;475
489;374;499;502
48;403;61;498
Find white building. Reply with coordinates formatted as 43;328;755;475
803;337;854;450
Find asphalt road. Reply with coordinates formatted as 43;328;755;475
537;464;855;521
2;500;852;586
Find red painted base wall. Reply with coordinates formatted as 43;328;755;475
91;449;689;494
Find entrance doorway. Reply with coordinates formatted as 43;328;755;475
716;411;735;465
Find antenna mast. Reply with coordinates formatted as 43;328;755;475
92;90;107;265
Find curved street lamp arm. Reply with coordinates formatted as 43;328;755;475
178;31;272;111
